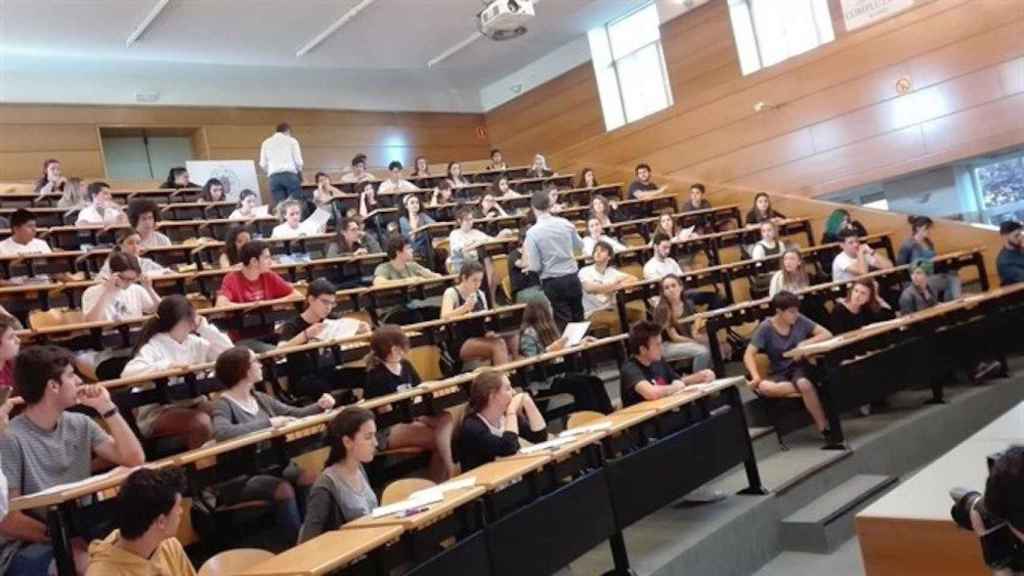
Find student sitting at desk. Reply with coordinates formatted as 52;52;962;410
900;259;938;314
122;295;233;450
201;177;226;203
373;235;441;286
459;371;548;471
312;171;346;224
441;261;511;368
769;249;810;297
298;407;379;543
99;229;171;279
743;291;833;443
378;161;418;196
398;194;436;260
997;220;1024;287
411;156;431;179
277;278;370;400
832;229;893;282
33;158;65;196
341;154;375;184
508;247;549;307
161;167;197;190
745;192;786;227
86;468;197;576
628;163;667;201
579;241;639;334
327;217;380;258
364;326;456;481
448;207;510;303
645;234;726;312
358;181;392;240
216;240;302;348
682;182;711;213
218;225;252;269
58;177;88;210
271;198;330;239
652;275;713;370
518;300;613;414
446;161;471;190
77;181;127;226
620;321;716;409
229;189;263;221
578;167;599;189
526;154;553;179
493;175;521;199
478;193;509;219
582;218;627;257
0;345;145;576
588;194;618;227
82;253;160;322
488;149;508;171
0;209;51;256
896;216;961;301
211;347;335;548
651;213;693;244
830;278;894;335
127;199;171;248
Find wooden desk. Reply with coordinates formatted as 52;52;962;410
453;455;550;490
240;526;404;576
346;486;486;531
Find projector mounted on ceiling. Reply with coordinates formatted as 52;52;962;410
478;0;535;41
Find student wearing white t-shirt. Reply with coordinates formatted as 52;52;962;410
98;229;171;279
127;199;171;248
831;229;892;282
581;218;627;257
643;234;684;281
271;199;330;239
0;209;51;256
376;161;418;196
229;189;264;220
82;253;159;323
76;181;127;226
579;241;640;333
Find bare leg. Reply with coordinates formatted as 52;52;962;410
460;337;509;366
148;407;214;450
756;379;828;432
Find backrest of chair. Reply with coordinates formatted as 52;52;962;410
491;254;512;302
382;478;436;505
29;308;83;331
408;344;444;382
567;411;604;430
198;548;274;576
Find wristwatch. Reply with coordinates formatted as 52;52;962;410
101;407;119;419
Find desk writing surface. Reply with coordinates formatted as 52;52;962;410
451;454;550;490
344;486;486;530
618;377;742;415
239;525;404;576
593;409;658;433
500;431;607;462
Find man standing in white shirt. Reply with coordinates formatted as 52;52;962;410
0;210;51;256
259;123;304;208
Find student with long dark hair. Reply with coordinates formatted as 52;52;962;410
298;407;378;543
363;325;455;481
830;278;894;335
518;300;613;413
201;178;226;202
458;371;547;470
127;199;171;248
745;192;785;226
210;346;335;548
446;161;470;189
122;295;232;449
33;158;66;195
440;261;511;367
219;225;252;269
578;168;599;189
161;167;196;190
398;194;435;260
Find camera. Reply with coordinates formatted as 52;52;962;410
950;448;1024;572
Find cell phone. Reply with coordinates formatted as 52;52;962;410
0;387;12;405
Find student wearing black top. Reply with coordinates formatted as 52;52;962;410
745;192;785;226
277;279;370;399
440;261;511;367
619;321;716;408
627;163;667;201
161;167;198;189
363;325;455;481
509;247;550;306
459;371;548;471
829;278;894;335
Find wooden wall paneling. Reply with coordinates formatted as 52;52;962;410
856;517;986;576
0;150;105;180
0;125;101;153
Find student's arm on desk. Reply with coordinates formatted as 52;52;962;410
804;323;833;345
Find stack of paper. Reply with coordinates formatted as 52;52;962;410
316;318;362;341
519;435;579;455
370;490;443;518
558;421;612;438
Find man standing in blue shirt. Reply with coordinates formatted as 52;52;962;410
524;191;585;327
997;221;1024;286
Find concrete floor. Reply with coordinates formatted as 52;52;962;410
753;538;865;576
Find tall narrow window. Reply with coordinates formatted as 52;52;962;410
588;3;673;132
728;0;835;75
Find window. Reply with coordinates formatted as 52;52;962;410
728;0;835;75
588;3;673;131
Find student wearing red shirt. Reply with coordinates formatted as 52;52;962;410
215;240;301;349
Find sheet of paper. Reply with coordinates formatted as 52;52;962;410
558;421;612;438
519;435;579;455
409;477;476;501
561;321;591;347
316;318;362;341
370;490;443;518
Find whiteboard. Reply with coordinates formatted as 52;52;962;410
186;160;260;203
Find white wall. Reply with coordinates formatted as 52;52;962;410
0;54;483;113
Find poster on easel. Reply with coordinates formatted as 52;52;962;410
186;160;260;203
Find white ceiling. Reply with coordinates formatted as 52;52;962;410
0;0;658;111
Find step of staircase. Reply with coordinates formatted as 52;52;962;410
780;474;898;554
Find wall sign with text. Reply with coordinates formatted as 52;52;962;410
840;0;915;32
